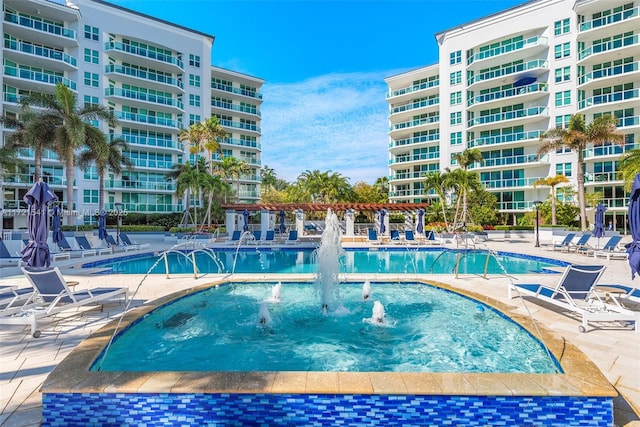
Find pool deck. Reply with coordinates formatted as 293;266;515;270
1;235;639;426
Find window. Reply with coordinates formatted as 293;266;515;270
554;18;570;35
83;189;99;204
189;54;200;68
450;91;462;105
449;71;461;85
83;95;99;108
450;112;462;125
83;48;99;64
189;114;201;125
84;72;99;87
84;25;99;41
450;50;461;65
83;167;98;180
554;66;571;83
555;90;571;106
189;94;200;107
554;42;571;59
450;132;462;145
189;74;200;87
555;114;571;128
556;162;572;177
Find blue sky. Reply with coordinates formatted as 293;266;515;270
107;0;525;184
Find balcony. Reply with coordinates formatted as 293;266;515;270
469;153;548;170
106;202;184;213
222;138;261;150
578;89;638;111
389;97;439;122
583;144;634;159
388;189;425;198
105;180;176;192
3;65;76;91
389;151;440;166
577;60;639;89
4;173;68;187
497;201;537;211
467;36;548;69
467;83;548;108
584;171;622;183
218;118;260;133
482;176;544;190
390;171;432;181
211;82;263;100
105;87;184;112
389;115;439;134
3;10;77;47
467;60;548;89
578;34;639;63
468;130;543;148
111;134;181;151
105;41;183;73
467;107;548;130
122;156;175;170
114;111;182;131
579;6;639;35
4;39;77;71
617;115;640;130
105;64;184;92
386;79;439;103
211;100;260;117
389;133;439;150
18;148;59;161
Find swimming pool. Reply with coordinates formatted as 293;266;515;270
86;247;567;275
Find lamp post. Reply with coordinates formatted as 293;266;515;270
534;200;542;248
115;202;123;245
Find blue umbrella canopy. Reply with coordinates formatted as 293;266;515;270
51;205;64;244
417;209;424;234
98;210;108;240
379;209;387;234
21;181;57;268
243;209;250;231
593;203;606;239
279;210;286;233
626;173;640;279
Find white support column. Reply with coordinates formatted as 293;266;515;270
383;213;390;237
260;210;270;235
295;209;305;235
345;209;354;237
225;210;237;234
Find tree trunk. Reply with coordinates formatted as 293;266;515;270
34;147;42;182
577;154;587;231
550;187;557;225
65;155;74;225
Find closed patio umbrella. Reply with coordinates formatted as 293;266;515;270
98;210;108;240
417;209;424;235
243;209;250;232
279;210;286;234
51;205;64;245
626;173;640;279
21;181;57;268
379;209;387;235
593;203;606;248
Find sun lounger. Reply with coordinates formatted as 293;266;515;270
0;267;128;337
367;229;382;245
58;237;97;258
284;230;299;245
591;236;627;260
0;240;22;265
225;230;242;245
120;233;151;250
247;230;262;245
542;233;576;251
263;230;276;245
511;264;639;333
105;235;137;252
75;236;112;255
0;285;36;314
565;233;592;253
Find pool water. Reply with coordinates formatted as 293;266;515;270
93;281;560;374
99;248;564;275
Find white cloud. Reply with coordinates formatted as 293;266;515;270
260;71;393;184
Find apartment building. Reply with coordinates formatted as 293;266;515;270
1;0;263;230
386;0;639;228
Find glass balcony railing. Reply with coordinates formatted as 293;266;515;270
467;60;547;86
4;11;76;40
218;118;260;133
390;97;439;115
583;144;637;159
5;173;68;186
468;130;544;148
468;107;547;127
469;154;546;169
578;61;639;85
106;202;183;213
389;152;440;165
388;189;425;198
105;180;175;191
18;148;59;160
4;65;76;90
481;176;543;189
105;41;183;70
468;83;547;107
579;7;639;32
211;100;260;116
110;134;181;150
618;115;640;128
386;79;439;99
497;201;532;211
211;82;263;99
122;157;175;170
114;111;181;129
105;87;184;110
578;34;638;60
390;115;439;132
584;171;622;183
104;64;183;90
578;89;638;109
390;171;433;181
468;36;548;65
4;39;77;67
389;134;440;148
223;138;261;149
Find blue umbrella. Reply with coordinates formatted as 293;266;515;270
417;209;424;234
21;181;57;268
98;210;108;240
243;209;250;232
379;209;387;235
626;173;640;279
279;210;286;234
593;203;606;247
51;205;64;245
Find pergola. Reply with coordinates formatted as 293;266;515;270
221;202;429;212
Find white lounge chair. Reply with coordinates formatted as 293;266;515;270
120;233;151;250
542;233;576;251
284;230;299;245
225;230;242;245
511;264;639;333
75;236;112;255
0;267;128;338
367;229;382;245
58;237;96;258
106;235;137;252
592;235;627;260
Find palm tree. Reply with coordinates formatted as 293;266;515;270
219;156;251;203
452;148;483;170
166;161;205;228
444;168;483;230
180;117;225;175
423;171;450;229
21;83;117;224
533;174;570;225
538;114;622;230
619;148;640;191
77;129;132;211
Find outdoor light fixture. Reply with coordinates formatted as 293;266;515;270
115;202;123;245
533;200;542;248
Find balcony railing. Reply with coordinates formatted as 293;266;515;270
114;111;182;129
579;6;639;32
390;152;440;165
4;173;68;186
618;115;640;128
390;171;434;181
390;97;439;115
218;118;260;133
211;100;260;116
122;157;175;170
110;134;181;150
468;130;543;148
390;115;439;132
578;89;638;109
470;154;546;169
4;65;76;90
223;138;261;149
467;60;547;86
211;82;263;100
4;11;76;40
584;171;622;183
578;61;639;86
468;83;547;107
578;34;639;60
481;176;543;189
467;36;548;65
389;134;440;148
105;180;175;191
468;107;548;127
18;148;59;161
106;202;184;213
105;87;184;110
388;189;425;197
386;79;439;99
105;41;183;70
583;144;636;159
4;39;77;67
104;64;183;90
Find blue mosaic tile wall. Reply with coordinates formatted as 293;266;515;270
43;392;613;426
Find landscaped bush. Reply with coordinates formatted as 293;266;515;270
120;225;165;232
60;225;94;232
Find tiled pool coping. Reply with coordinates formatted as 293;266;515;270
41;278;617;426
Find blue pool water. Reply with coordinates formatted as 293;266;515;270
92;281;560;373
90;248;565;275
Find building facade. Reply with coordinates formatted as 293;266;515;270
1;0;263;230
386;0;639;228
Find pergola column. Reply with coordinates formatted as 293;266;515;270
295;209;305;235
345;209;355;237
260;210;271;235
225;210;237;233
